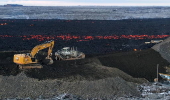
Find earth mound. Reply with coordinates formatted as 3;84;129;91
152;37;170;63
0;71;142;99
0;51;146;99
98;48;169;81
0;49;169;99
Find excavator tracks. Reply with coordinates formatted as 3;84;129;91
18;64;43;69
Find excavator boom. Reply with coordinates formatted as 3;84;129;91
30;40;54;58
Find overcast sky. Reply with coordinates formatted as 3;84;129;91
0;0;170;6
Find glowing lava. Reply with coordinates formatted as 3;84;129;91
0;34;169;42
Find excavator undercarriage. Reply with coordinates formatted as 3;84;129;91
18;64;43;69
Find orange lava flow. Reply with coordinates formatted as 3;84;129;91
0;34;169;42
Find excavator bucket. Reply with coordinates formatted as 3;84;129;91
48;58;53;65
42;57;53;65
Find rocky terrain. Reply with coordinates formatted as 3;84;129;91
0;18;170;99
152;37;170;64
0;51;145;99
0;19;170;55
0;47;169;99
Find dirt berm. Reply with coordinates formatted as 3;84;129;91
152;37;170;64
0;49;169;99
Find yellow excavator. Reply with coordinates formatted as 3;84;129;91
13;40;54;69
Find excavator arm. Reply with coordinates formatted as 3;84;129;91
30;40;54;58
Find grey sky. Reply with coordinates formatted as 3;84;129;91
0;0;170;6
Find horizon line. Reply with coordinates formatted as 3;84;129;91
1;4;170;7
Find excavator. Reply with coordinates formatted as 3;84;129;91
13;40;54;69
55;47;85;60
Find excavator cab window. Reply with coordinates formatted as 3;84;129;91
62;47;70;52
63;49;70;53
26;53;31;56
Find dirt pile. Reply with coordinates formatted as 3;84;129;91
152;37;170;63
25;58;146;83
0;49;169;99
0;72;142;99
98;48;169;81
0;51;147;99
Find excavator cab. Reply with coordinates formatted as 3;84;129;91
13;53;37;64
